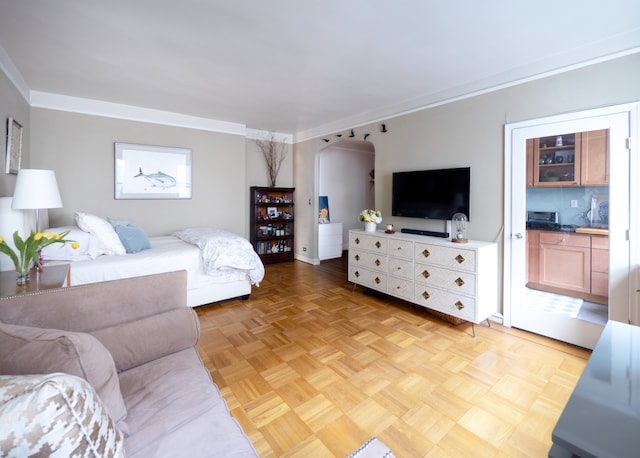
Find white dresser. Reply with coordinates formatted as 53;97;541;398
348;230;498;330
319;223;343;260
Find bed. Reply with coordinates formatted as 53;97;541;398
41;215;264;308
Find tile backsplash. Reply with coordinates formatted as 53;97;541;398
526;186;608;226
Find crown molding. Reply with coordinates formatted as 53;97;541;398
30;91;247;136
0;45;29;102
245;128;293;144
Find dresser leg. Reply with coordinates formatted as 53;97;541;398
471;323;476;338
486;318;491;328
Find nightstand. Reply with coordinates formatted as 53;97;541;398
0;264;70;298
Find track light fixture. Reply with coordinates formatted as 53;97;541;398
349;129;355;138
381;123;388;133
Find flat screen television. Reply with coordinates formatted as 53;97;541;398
392;167;470;221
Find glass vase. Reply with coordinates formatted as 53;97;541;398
15;257;32;285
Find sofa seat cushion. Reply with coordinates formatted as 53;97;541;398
119;347;257;458
0;322;128;434
0;373;124;457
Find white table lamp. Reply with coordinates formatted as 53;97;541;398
11;169;63;232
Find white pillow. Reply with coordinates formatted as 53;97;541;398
40;226;104;261
75;212;126;256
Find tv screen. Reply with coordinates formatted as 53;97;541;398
392;167;470;221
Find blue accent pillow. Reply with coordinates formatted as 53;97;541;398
112;223;151;254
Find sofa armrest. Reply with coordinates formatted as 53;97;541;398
0;270;188;332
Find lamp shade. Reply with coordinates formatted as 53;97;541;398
11;169;63;210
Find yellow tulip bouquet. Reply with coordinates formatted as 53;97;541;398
0;230;78;282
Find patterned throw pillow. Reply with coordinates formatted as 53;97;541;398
0;373;124;457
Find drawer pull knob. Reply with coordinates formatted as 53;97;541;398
455;277;464;287
397;247;402;250
354;271;360;278
455;254;465;264
375;277;381;284
355;254;360;261
397;266;401;270
422;249;430;258
455;300;464;310
375;259;381;266
422;270;430;279
422;291;430;300
355;238;360;244
375;241;381;248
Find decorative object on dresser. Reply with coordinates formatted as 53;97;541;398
451;212;468;243
359;209;382;232
348;230;498;336
250;186;295;263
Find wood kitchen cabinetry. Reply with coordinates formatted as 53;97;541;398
526;230;608;303
538;232;591;293
528;129;608;188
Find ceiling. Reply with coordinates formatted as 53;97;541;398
0;1;639;141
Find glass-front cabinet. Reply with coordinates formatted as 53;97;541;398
250;186;295;264
527;129;608;188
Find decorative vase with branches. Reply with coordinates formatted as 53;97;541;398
255;133;287;187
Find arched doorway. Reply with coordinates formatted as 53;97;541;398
316;139;375;263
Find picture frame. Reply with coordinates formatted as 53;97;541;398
5;117;23;174
115;142;192;199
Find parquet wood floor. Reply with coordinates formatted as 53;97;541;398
196;255;590;457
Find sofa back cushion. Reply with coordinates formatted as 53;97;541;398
92;307;199;372
0;373;124;457
0;322;128;433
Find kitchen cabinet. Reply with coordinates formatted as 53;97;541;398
526;230;608;302
580;129;609;186
526;229;540;284
590;235;609;296
539;232;591;293
527;129;608;188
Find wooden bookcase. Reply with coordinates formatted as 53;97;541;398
250;186;295;264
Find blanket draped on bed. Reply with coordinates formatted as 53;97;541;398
173;228;265;286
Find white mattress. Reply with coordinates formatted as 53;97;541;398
57;236;251;289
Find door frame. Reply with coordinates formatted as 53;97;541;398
503;103;639;346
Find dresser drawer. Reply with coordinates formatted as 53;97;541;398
414;263;476;296
388;276;413;300
348;265;387;292
414;285;476;321
414;243;476;272
349;232;388;254
388;257;413;280
387;239;414;259
349;249;388;272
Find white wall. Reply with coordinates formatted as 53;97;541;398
318;141;374;249
294;52;640;314
0;69;29;196
30;108;249;237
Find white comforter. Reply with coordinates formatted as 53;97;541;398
173;227;265;286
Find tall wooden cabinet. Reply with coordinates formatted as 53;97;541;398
250;186;294;264
527;129;608;187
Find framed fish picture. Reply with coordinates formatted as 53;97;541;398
114;143;192;199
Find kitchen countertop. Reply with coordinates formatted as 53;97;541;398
526;224;608;235
550;320;640;457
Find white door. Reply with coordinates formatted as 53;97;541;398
504;105;637;349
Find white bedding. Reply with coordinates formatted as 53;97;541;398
49;235;264;306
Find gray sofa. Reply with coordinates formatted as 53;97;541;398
0;270;257;457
